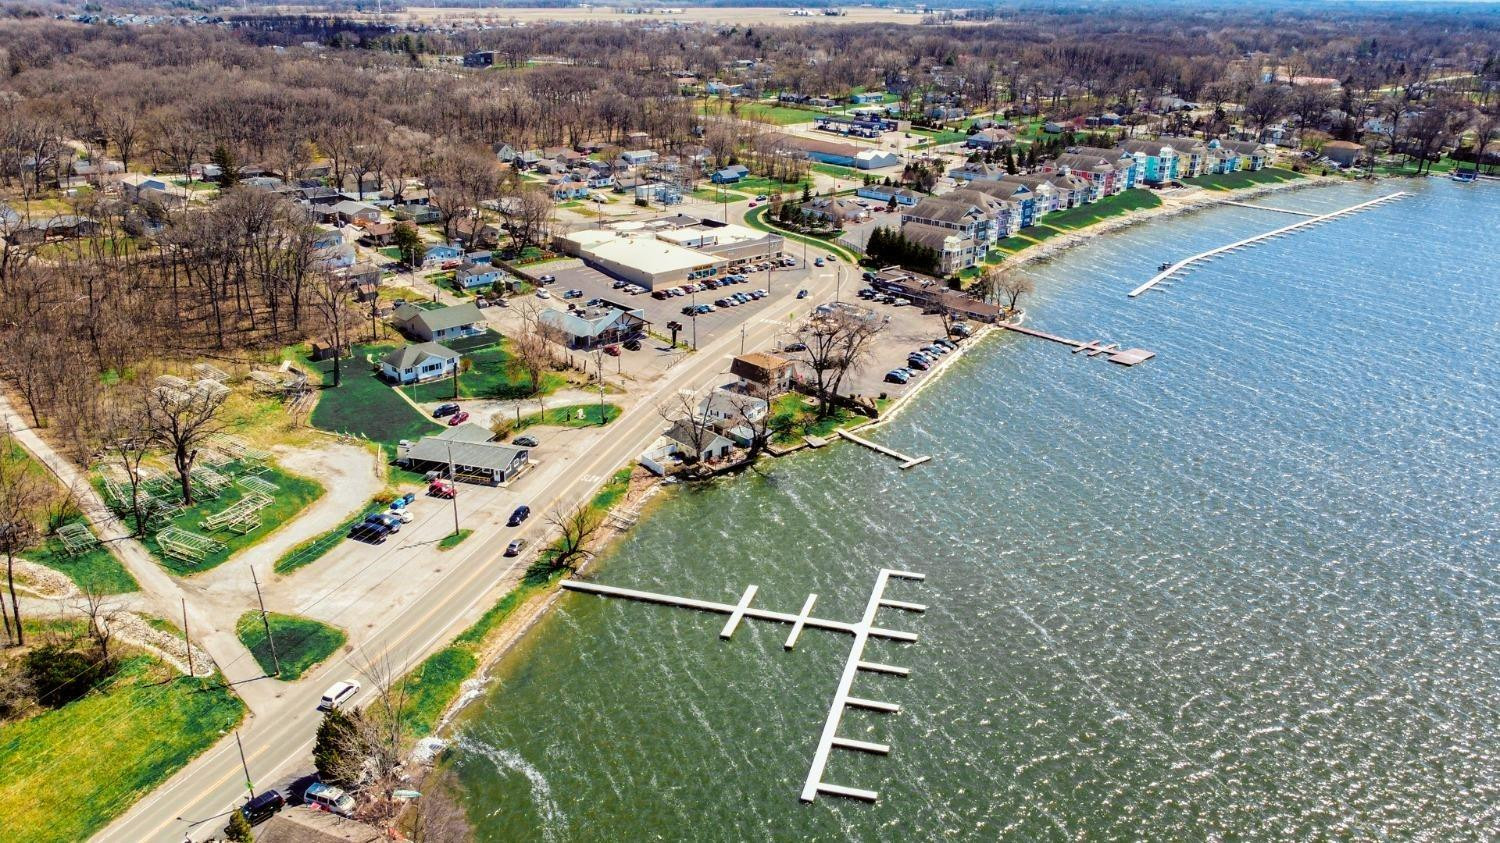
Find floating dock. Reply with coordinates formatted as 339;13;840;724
836;429;930;468
1130;192;1406;297
997;322;1155;366
560;568;927;804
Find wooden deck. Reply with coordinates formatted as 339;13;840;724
998;322;1155;366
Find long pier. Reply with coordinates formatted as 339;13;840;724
1223;201;1318;217
560;568;926;803
997;322;1155;366
837;429;930;468
1130;192;1406;298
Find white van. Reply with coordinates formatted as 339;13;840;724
317;680;360;711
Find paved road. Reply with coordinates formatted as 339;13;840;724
97;254;845;843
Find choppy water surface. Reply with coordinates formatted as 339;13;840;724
450;179;1499;841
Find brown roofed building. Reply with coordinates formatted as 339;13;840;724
730;352;795;395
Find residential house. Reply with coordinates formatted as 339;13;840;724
665;418;734;463
455;261;506;291
699;388;769;437
1204;142;1240;175
1042;169;1094;208
1322;140;1364;167
942;189;1018;237
353;217;395;246
856;185;922;207
965;128;1015;150
621;149;658;167
390;301;485;343
120;173;194;210
995;175;1062;218
705;80;745;96
729;352;795;395
901;221;983;275
538;302;648;349
8;215;100;244
452;217;501;249
332;200;381;225
421;244;464;267
711;164;750;184
1116;140;1180;186
1048;150;1131;200
379;342;460;384
548;177;590;200
927;105;966;121
493;143;519;164
464;50;496;68
947;162;1009;183
849;91;887;105
803;197;871;225
312;229;355;270
965;179;1037;227
394;202;440;224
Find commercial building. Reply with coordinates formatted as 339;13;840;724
554;219;783;290
397;424;531;486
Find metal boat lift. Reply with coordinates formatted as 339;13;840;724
561;567;927;803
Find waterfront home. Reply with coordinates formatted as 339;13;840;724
964;179;1038;227
1116;140;1180;185
699;388;769;431
942;189;1018;237
1322;141;1364;168
665;419;734;463
1217;139;1271;170
995;175;1062;218
901;197;993;245
901;221;983;275
1159;136;1211;178
390;301;485;343
856;185;922;207
1048;153;1124;200
730;352;795;395
1067;145;1140;191
1204;142;1240;175
380;341;460;384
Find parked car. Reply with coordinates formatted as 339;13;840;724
227;790;284;832
428;479;455;499
387;508;414;524
317;680;360;712
538;274;556;284
623;339;641;351
347;519;392;543
884;370;911;384
304;783;357;818
513;435;539;447
827;253;837;262
535;288;551;299
505;538;527;557
783;341;807;352
651;290;670;300
447;411;470;426
563;288;583;299
507;505;532;527
366;512;402;533
604;344;621;356
934;338;957;350
796;289;808;299
612;279;629;289
950;323;972;337
906;355;931;370
681;304;698;315
432;403;460;418
814;258;825;267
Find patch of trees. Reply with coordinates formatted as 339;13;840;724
865;226;938;276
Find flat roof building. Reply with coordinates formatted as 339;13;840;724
555;220;783;290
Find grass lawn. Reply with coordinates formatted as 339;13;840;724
137;461;325;576
811;162;863;179
909;128;969;145
769;394;870;445
235;612;346;680
0;649;244;843
514;403;621;430
393;467;634;738
400;340;565;402
743;205;859;263
437;529;474;551
1018;224;1067;241
731;175;812;195
273;496;391;575
377;246;403;260
303;343;443;451
1040;190;1163;229
691;187;748;203
699;99;817;126
1184;167;1304;191
24;519;138;594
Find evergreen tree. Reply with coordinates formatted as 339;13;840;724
211;144;239;188
801;183;812;202
313;708;362;789
1004;146;1018;174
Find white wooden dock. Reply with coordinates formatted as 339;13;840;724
1130;192;1406;297
560;568;927;804
836;429;930;468
1223;201;1318;217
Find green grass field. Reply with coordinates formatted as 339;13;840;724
729;175;812;196
701;99;819;126
691;187;749;203
0;650;244;843
304;343;444;451
438;529;474;551
137;462;325;575
769;394;870;446
1183;167;1304;191
743;205;859;263
399;340;565;403
235;612;346;680
515;403;621;430
24;520;138;594
1038;189;1163;229
811;162;863;179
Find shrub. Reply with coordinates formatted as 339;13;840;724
24;646;109;708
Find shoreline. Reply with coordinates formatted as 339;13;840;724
417;171;1352;754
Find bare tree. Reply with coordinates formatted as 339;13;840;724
73;587;120;667
0;426;50;647
724;384;774;460
996;272;1036;314
310;270;359;389
542;500;605;573
791;308;885;417
101;393;158;536
404;770;473;842
655;391;716;465
511;303;554;397
142;379;227;506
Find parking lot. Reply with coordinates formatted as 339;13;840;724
833;292;969;399
542;261;822;348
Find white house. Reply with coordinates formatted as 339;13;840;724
379;342;460;384
854;148;901;170
699;388;769;429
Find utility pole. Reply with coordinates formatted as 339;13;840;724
235;731;255;800
180;597;193;677
250;566;280;677
444;442;460;536
594;349;607;425
740;323;746;355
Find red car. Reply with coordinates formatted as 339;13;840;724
447;411;469;426
603;344;621;356
428;479;455;498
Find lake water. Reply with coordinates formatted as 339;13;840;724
447;177;1499;841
